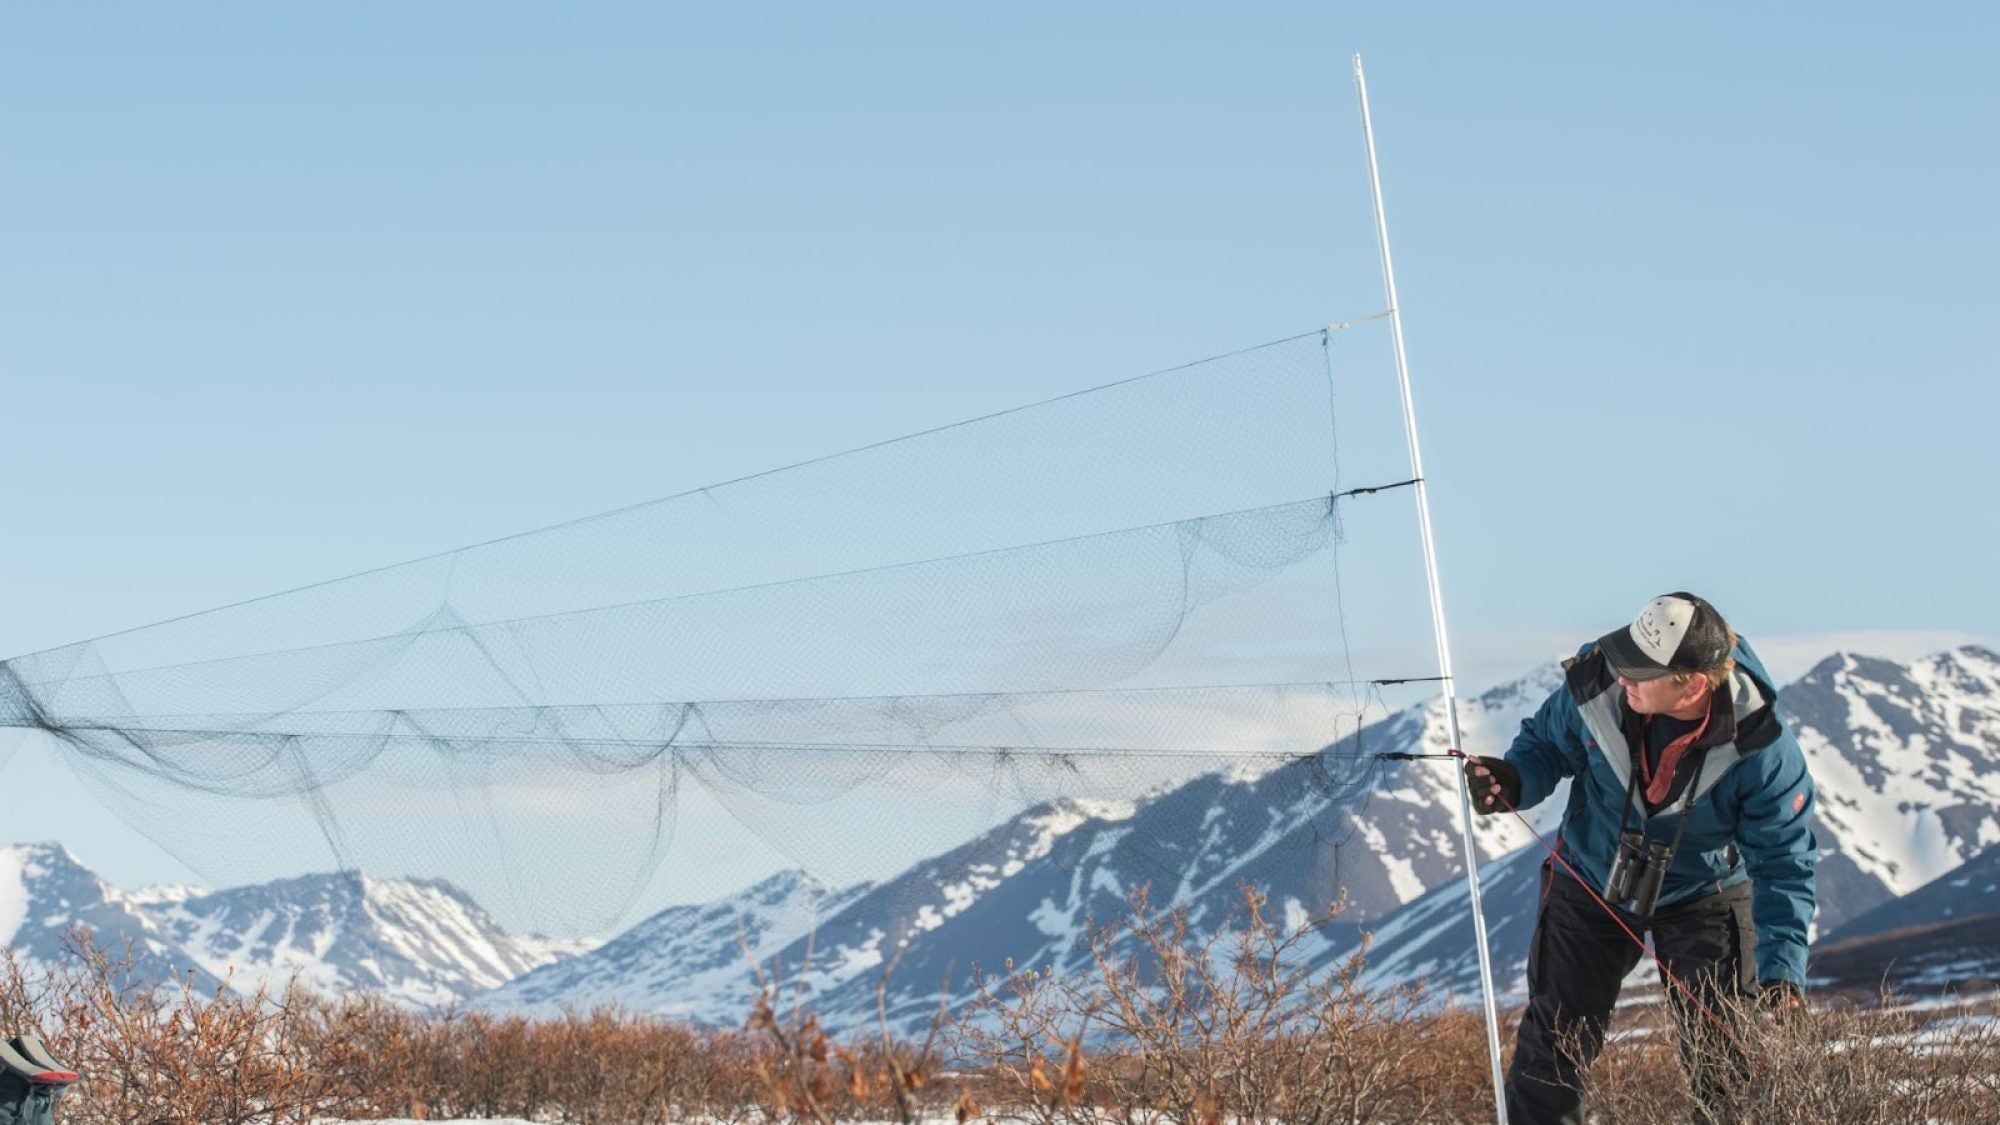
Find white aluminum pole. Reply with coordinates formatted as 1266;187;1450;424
1351;53;1508;1124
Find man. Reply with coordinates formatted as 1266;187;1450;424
1464;593;1816;1125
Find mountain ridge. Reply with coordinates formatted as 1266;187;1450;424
1;842;582;1008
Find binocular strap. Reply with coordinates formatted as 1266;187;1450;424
1609;742;1709;915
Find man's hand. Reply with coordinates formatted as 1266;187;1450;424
1463;756;1521;815
1758;979;1805;1019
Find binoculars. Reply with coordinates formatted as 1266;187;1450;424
1605;830;1675;917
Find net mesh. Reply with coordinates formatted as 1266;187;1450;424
1;328;1450;934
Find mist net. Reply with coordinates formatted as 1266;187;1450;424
1;328;1456;935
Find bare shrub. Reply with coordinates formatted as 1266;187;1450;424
5;903;1998;1124
951;885;1485;1123
737;949;959;1123
0;937;770;1124
0;935;363;1125
1573;988;2000;1124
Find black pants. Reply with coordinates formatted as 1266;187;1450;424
1505;867;1755;1125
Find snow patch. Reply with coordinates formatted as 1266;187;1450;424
1379;852;1425;904
824;931;887;979
1029;898;1076;940
1282;896;1309;935
1088;866;1123;897
126;883;206;907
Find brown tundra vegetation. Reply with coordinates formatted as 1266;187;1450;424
1;888;1995;1124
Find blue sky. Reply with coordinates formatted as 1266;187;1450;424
2;4;1994;907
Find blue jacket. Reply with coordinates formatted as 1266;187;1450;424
1504;639;1818;986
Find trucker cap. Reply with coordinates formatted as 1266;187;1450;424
1597;593;1733;681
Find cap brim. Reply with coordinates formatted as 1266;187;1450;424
1596;628;1674;681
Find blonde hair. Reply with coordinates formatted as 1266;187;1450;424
1673;624;1738;694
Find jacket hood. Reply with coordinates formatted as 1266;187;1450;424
1727;637;1784;754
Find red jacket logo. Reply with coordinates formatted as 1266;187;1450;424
1792;791;1806;813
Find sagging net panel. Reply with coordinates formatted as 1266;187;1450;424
1;330;1449;935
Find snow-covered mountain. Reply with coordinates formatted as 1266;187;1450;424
1781;646;2000;929
482;868;870;1020
0;843;582;1008
1809;842;2000;994
1820;841;2000;946
476;667;1567;1033
0;842;226;992
481;798;1148;1028
145;870;585;1008
800;671;1572;1035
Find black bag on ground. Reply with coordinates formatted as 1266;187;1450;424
0;1036;79;1125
